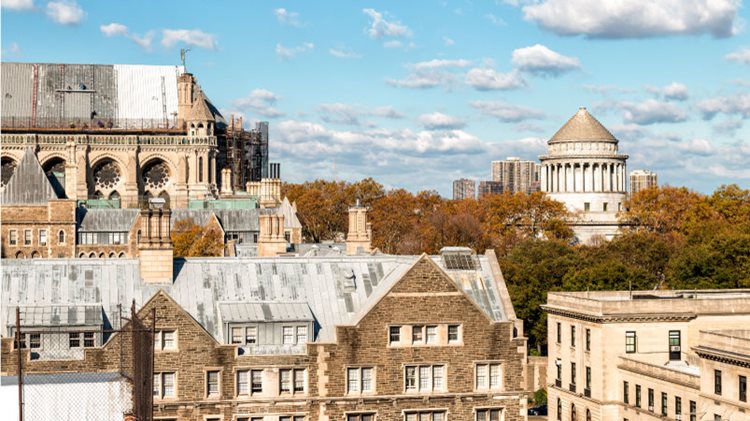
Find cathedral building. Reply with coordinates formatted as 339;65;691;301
539;108;629;243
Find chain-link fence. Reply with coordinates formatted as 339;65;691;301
12;303;154;421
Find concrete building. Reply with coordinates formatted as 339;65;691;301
478;181;504;199
491;158;540;194
630;170;658;195
539;107;629;243
453;178;476;200
543;290;750;421
0;62;269;208
1;247;530;421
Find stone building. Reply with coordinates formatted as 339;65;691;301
630;170;658;195
1;247;530;421
543;290;750;421
0;62;269;208
452;178;476;200
539;108;629;243
491;158;540;194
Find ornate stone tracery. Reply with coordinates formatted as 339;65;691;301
142;160;171;190
1;157;17;188
93;159;122;190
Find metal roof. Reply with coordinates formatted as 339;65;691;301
219;302;314;323
18;304;103;327
278;197;302;229
1;148;58;205
77;208;139;232
171;208;261;232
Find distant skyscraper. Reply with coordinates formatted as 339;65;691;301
452;178;476;200
491;157;541;194
629;170;657;195
477;181;503;199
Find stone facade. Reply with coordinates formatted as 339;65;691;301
0;200;77;259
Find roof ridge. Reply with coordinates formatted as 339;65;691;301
549;107;617;143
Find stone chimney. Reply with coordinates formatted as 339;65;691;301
259;179;281;208
177;73;195;130
257;213;287;257
246;181;261;196
137;198;173;283
220;168;234;195
346;199;371;255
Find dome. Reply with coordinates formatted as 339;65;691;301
549;107;617;144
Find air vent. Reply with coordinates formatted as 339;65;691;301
440;247;478;270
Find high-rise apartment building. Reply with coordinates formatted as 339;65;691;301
491;157;540;194
478;181;504;199
630;170;658;195
453;178;476;200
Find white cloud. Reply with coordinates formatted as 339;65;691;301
645;82;689;101
363;8;411;39
371;106;405;119
1;42;21;58
386;71;454;89
418;112;466;130
275;42;314;59
274;8;303;27
621;99;688;125
413;59;472;70
465;68;526;91
161;29;217;50
329;47;361;59
232;89;285;119
443;37;455;47
46;1;84;26
511;44;580;76
485;13;505;26
470;101;545;122
100;23;128;37
100;23;153;50
1;0;33;10
713;118;743;136
677;138;715;156
318;103;362;126
698;93;750;120
522;0;741;39
726;48;750;65
131;32;154;50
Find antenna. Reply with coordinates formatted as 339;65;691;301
180;48;191;70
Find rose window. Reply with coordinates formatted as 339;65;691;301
142;161;170;190
1;159;17;188
93;160;121;190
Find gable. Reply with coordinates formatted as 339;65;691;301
390;256;463;294
1;148;58;205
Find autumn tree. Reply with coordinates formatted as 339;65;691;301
171;218;224;257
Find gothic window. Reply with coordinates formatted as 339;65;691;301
58;230;65;244
142;160;171;190
1;157;17;188
199;157;204;182
43;158;66;197
92;159;122;190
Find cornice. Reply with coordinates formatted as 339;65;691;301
541;305;697;324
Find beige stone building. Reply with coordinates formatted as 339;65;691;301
629;170;658;195
491;157;541;194
543;290;750;421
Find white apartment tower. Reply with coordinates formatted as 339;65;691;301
491;157;541;194
630;170;658;195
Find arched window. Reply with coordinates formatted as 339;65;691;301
89;252;96;258
43;157;67;198
98;252;105;258
58;230;65;244
31;251;40;258
109;191;121;202
118;252;126;258
198;156;204;182
79;253;87;258
137;230;142;243
93;190;104;200
585;409;591;421
571;404;577;421
108;252;115;258
15;251;25;259
158;191;170;208
557;398;562;421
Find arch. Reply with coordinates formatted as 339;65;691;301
92;190;104;200
158;191;171;208
108;252;116;258
31;251;40;258
15;251;25;259
91;158;123;193
1;156;18;188
197;123;204;128
98;252;105;258
79;253;87;258
140;157;174;197
571;403;577;421
190;123;195;128
89;252;96;258
585;409;591;421
198;156;204;182
109;190;121;201
118;252;126;258
58;230;65;244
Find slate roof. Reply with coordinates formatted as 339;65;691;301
219;302;314;323
1;148;59;205
19;305;103;327
278;197;302;229
549;107;617;144
1;253;510;344
171;208;262;231
77;208;139;232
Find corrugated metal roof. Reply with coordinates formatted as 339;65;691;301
219;302;313;323
77;208;139;232
171;208;261;231
113;64;181;122
1;148;58;205
18;304;103;327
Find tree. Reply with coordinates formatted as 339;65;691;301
171;218;224;257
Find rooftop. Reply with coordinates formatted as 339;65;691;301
549;107;618;144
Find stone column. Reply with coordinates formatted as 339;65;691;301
541;165;547;193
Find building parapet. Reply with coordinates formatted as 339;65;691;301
618;354;700;389
1;133;217;147
694;330;750;367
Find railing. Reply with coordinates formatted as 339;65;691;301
1;116;179;131
1;133;217;147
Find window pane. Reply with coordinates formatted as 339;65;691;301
426;326;438;344
413;325;424;343
294;369;305;392
448;325;459;342
207;371;219;396
237;370;248;395
490;409;500;421
283;327;294;344
432;366;444;390
476;364;488;388
163;373;175;397
361;368;373;392
489;364;500;388
296;326;307;344
153;374;160;397
251;370;263;393
389;326;401;343
246;326;257;344
433;412;444;421
419;366;431;390
348;368;359;393
163;330;175;349
83;332;95;347
232;327;243;344
406;414;417;421
69;333;80;348
406;366;416;390
280;369;291;392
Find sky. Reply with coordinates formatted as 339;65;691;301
2;0;749;196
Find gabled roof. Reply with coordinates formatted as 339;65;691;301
77;208;139;232
278;197;302;229
549;107;617;144
188;88;215;123
219;302;314;323
1;148;58;205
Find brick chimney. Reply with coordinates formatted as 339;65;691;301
346;199;371;255
257;213;287;257
137;198;173;283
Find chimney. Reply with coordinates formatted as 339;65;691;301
257;213;287;257
176;73;195;130
137;198;173;283
246;181;261;197
346;199;371;255
221;168;234;195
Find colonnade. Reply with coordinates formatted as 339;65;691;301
541;161;626;193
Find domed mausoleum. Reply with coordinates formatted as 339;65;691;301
539;107;628;243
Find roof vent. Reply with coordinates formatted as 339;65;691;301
440;247;478;270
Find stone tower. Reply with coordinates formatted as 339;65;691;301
346;200;372;255
137;198;173;283
257;213;287;257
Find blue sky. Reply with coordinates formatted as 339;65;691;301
2;0;749;196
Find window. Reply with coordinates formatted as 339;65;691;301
251;370;262;393
648;388;654;411
389;326;401;343
280;368;305;394
556;359;562;387
154;330;176;350
39;230;47;246
585;367;591;395
83;332;95;347
669;330;681;360
635;385;642;408
296;326;307;344
570;362;577;392
661;392;668;416
412;325;424;343
279;416;305;421
237;370;249;395
405;365;445;392
623;381;629;404
237;369;263;395
557;398;562;421
675;396;682;418
571;325;576;347
714;370;722;395
603;202;608;212
714;415;721;421
69;332;80;348
625;331;636;353
585;328;591;351
426;325;438;344
586;409;591;421
404;410;446;421
740;375;747;402
206;371;220;397
283;326;294;344
448;325;460;343
571;404;577;421
347;414;375;421
9;230;17;245
24;229;32;245
689;401;696;421
476;363;502;390
347;367;374;393
584;202;590;212
475;408;502;421
231;327;243;344
556;322;561;343
246;326;257;344
58;230;65;244
29;333;41;349
153;372;176;399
